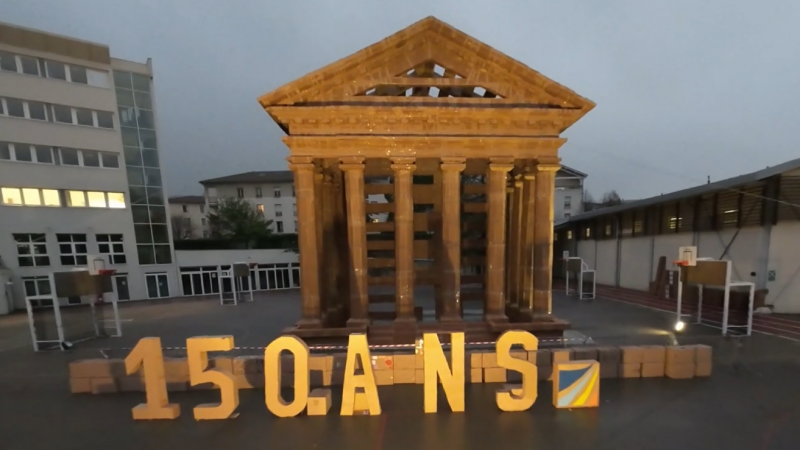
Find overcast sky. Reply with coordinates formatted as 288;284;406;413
4;1;799;200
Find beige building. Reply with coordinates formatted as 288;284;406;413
168;195;208;239
555;158;800;313
0;21;178;311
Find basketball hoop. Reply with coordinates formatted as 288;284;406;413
97;269;117;276
673;260;689;267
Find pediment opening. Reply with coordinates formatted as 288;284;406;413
360;84;502;99
399;60;464;79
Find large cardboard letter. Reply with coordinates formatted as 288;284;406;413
186;336;238;420
125;337;180;420
495;330;539;412
423;332;465;413
340;334;381;416
264;335;310;417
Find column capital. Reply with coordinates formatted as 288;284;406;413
390;157;416;172
441;157;466;172
339;156;365;171
534;157;561;173
489;157;515;173
287;156;315;171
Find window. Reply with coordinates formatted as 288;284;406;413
57;148;118;168
585;227;591;238
14;233;49;267
202;230;209;238
274;186;282;198
200;205;205;214
604;225;612;236
45;61;67;80
107;192;126;208
255;187;262;198
19;56;40;76
35;146;52;163
237;187;244;198
0;51;17;72
201;218;206;226
182;205;188;213
96;111;114;128
68;190;86;207
564;196;572;209
52;104;73;123
564;213;571;218
0;142;9;160
276;221;284;233
27;101;47;120
97;234;126;264
566;230;573;240
2;187;60;206
101;152;119;168
82;150;100;167
5;98;24;117
256;204;265;215
69;65;88;84
57;234;88;266
275;204;282;217
14;144;32;162
87;191;107;208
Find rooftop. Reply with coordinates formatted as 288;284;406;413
200;170;294;185
168;195;205;205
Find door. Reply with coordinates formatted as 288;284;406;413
145;273;170;299
114;275;130;301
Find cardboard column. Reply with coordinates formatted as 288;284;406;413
519;170;537;318
288;156;322;328
533;159;560;316
391;157;416;322
485;158;514;323
440;158;466;321
506;174;524;317
314;167;328;322
340;156;369;327
321;166;340;324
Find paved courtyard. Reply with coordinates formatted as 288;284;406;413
1;290;800;449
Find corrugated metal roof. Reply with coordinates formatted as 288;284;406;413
556;157;800;226
200;170;294;185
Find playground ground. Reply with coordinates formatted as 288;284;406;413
1;289;800;450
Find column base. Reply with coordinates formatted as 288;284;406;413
440;314;463;323
485;313;509;324
346;317;370;328
296;318;322;329
394;316;417;325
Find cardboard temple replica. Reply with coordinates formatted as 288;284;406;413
258;16;595;344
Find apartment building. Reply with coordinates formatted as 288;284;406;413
168;195;208;239
0;22;178;311
555;165;587;220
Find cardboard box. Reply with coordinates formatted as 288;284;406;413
469;351;485;369
309;355;333;372
620;363;642;378
484;367;507;383
469;368;482;383
210;357;233;373
596;347;622;365
666;346;695;366
510;350;528;361
572;347;598;361
69;377;92;394
695;361;713;377
116;376;144;392
529;349;552;366
233;356;264;374
507;370;522;383
307;389;332;416
371;355;394;371
393;354;417;370
69;359;125;378
666;363;695;379
641;346;667;363
641;362;665;378
482;352;498;368
394;369;416;384
232;374;264;389
415;369;424;384
551;349;572;364
374;370;394;386
416;353;424;369
693;345;713;363
332;353;348;371
619;346;644;364
599;363;620;379
91;377;117;394
167;381;188;392
538;366;553;381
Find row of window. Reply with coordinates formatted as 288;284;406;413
0;50;111;88
1;187;126;209
236;186;295;199
0;142;119;168
254;203;298;218
13;233;126;267
0;97;114;129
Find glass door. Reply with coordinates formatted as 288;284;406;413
114;275;130;301
145;273;170;299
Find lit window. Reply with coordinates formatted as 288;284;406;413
107;192;126;208
42;189;60;206
87;191;107;208
22;188;41;206
2;187;23;205
68;190;86;207
585;228;591;237
567;230;573;240
257;204;265;215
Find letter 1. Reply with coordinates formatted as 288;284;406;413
423;332;465;413
186;335;238;420
495;330;538;412
264;335;310;417
340;334;381;416
124;337;180;420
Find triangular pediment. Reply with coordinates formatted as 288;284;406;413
258;16;595;112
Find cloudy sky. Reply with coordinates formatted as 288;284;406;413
4;1;799;200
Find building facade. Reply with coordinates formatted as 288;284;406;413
0;22;178;311
554;165;586;220
555;158;800;313
168;195;208;239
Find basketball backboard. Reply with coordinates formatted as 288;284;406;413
677;246;697;267
86;254;107;275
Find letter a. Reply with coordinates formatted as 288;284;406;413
340;334;381;416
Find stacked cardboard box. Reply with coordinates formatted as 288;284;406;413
69;344;714;395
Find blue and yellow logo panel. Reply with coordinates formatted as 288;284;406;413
552;360;600;409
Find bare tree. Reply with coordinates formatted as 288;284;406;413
601;190;623;207
582;189;595;211
171;216;194;240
